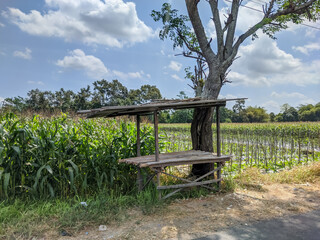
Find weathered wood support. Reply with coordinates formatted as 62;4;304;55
136;115;143;191
216;106;221;157
157;179;219;190
216;106;222;189
154;111;161;199
154;111;159;162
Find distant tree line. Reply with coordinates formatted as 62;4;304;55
1;85;319;123
159;96;320;123
2;79;162;113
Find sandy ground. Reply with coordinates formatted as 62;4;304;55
55;182;320;240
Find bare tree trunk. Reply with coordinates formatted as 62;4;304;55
191;72;222;176
191;107;214;176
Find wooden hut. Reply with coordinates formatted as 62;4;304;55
78;98;245;199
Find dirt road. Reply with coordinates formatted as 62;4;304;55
57;182;320;239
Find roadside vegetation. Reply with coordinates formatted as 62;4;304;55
0;113;319;239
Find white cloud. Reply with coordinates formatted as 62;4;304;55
56;49;108;79
229;35;320;87
3;0;153;48
171;74;183;82
27;81;44;85
0;22;4;27
56;49;150;80
261;91;317;113
261;100;281;113
206;20;217;41
221;1;264;33
292;42;320;55
13;48;32;59
168;61;182;72
271;91;316;105
112;70;150;80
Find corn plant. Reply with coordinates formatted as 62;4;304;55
0;113;156;199
160;122;320;174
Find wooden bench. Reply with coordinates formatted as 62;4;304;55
120;150;231;199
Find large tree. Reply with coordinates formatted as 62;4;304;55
152;0;320;175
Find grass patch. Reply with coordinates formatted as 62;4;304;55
235;161;320;187
0;188;162;239
2;162;319;239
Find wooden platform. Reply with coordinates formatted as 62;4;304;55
119;150;231;168
77;97;243;199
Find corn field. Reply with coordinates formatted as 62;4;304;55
1;113;319;200
0;113;156;199
160;122;320;173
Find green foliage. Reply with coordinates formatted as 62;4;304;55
262;0;320;37
2;80;162;113
0;113;157;199
151;3;200;52
246;106;270;123
298;103;320;121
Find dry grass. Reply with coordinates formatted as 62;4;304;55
235;161;320;186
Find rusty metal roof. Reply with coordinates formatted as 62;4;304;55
77;98;246;118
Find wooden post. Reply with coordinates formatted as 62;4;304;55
154;111;159;162
216;106;221;157
136;115;143;191
217;162;221;189
216;106;221;189
137;115;141;157
154;111;161;199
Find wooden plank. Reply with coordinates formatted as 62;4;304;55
119;150;220;163
121;153;231;166
120;154;229;165
140;155;231;168
79;98;247;118
157;179;220;190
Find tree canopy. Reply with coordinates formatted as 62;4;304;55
2;80;162;114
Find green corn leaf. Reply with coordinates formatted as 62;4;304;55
47;182;55;198
0;147;4;165
12;146;20;155
45;165;53;175
68;167;74;187
68;159;79;176
4;173;10;198
0;168;3;181
40;175;48;192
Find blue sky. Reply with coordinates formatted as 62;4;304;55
0;0;319;113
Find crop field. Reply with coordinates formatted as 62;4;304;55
0;113;156;199
160;122;320;173
1;113;319;200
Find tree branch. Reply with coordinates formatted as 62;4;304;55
223;0;317;69
177;30;203;57
185;0;216;64
225;0;240;56
270;0;317;18
263;0;276;17
208;0;224;59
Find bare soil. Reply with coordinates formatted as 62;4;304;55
56;182;320;240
